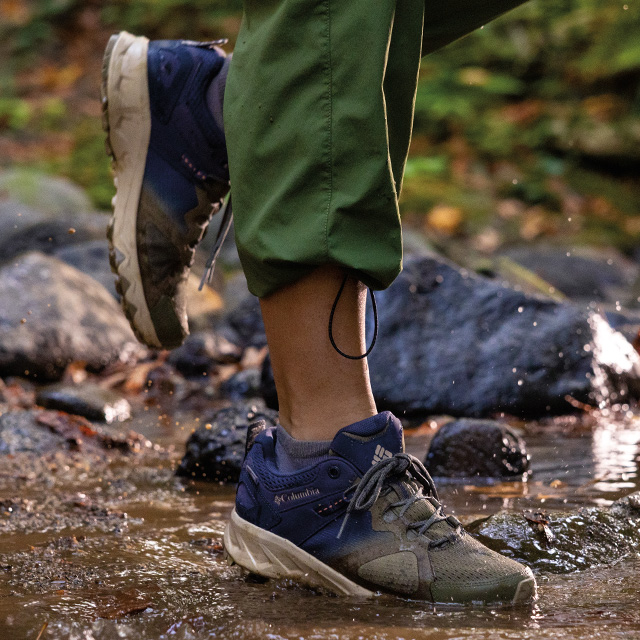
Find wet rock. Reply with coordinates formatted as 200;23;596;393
368;255;640;417
218;295;266;351
468;491;640;573
167;331;242;377
602;308;640;347
498;246;639;305
0;409;149;456
0;252;142;380
176;401;278;483
220;369;262;400
0;170;93;216
53;240;117;298
424;420;530;480
36;384;131;424
0;410;68;455
0;212;108;262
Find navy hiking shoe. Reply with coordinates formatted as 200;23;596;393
225;412;537;604
102;31;230;349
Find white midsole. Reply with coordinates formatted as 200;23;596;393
224;509;537;605
106;31;161;348
224;508;374;597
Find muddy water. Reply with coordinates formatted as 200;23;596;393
1;410;640;639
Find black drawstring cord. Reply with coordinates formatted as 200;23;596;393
328;274;378;360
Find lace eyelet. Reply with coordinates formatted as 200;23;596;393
328;465;341;479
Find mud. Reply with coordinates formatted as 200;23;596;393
1;404;640;639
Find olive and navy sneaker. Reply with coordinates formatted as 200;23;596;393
101;31;231;349
225;412;537;604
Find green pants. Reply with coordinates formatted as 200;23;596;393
225;0;528;298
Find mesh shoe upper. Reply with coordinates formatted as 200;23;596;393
236;412;534;602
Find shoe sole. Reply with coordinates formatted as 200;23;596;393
102;31;163;349
224;509;537;604
224;508;373;597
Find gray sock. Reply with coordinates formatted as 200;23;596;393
274;425;332;473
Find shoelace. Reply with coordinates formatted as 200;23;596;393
199;195;233;291
337;453;462;547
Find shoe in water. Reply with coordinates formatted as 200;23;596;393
225;412;536;604
102;31;230;349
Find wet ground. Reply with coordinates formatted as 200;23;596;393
1;406;640;640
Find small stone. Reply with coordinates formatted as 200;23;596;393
0;411;68;455
424;419;530;480
36;384;131;424
218;295;267;351
176;401;278;483
220;369;262;400
168;332;242;378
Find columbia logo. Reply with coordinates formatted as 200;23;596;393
372;445;393;465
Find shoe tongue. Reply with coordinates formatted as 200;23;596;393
330;412;404;474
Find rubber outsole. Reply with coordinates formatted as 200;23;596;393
223;509;537;605
102;31;163;349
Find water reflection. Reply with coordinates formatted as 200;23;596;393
591;417;640;494
2;409;640;639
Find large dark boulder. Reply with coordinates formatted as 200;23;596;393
468;492;640;573
219;369;262;400
176;402;278;483
368;255;640;417
498;245;639;305
0;252;142;380
425;419;530;480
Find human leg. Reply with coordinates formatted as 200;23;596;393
222;0;536;603
260;265;376;441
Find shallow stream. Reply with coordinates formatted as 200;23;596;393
1;409;639;639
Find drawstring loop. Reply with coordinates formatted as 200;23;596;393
328;274;378;360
